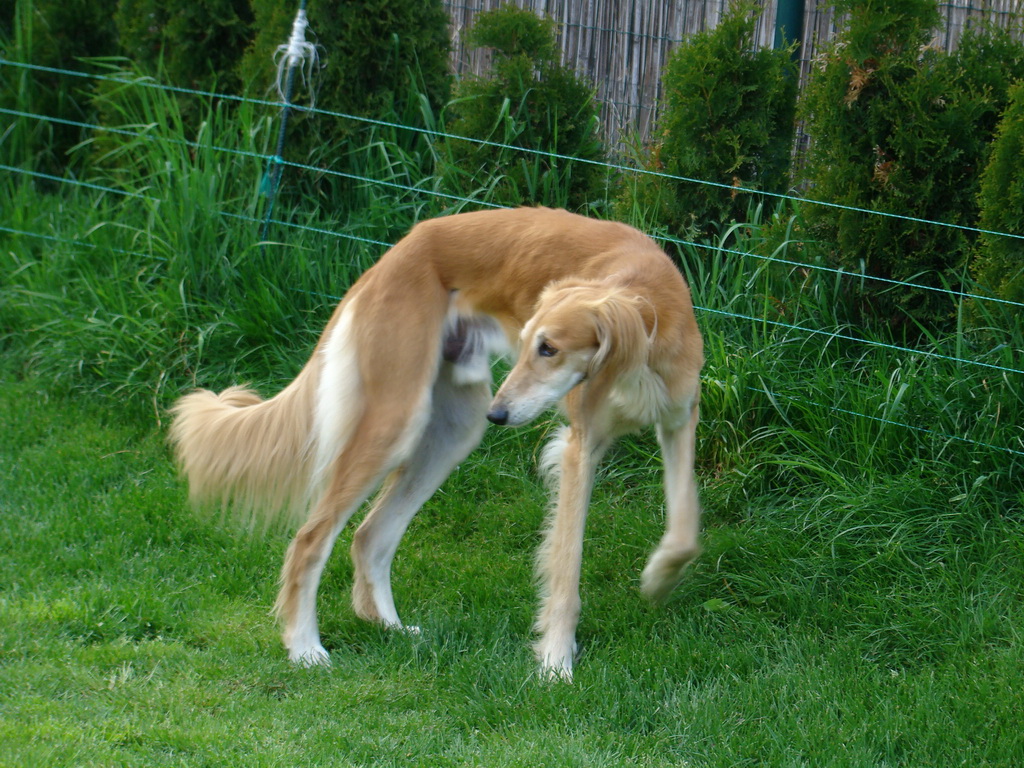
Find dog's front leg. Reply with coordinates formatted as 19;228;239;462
642;400;703;602
534;426;607;681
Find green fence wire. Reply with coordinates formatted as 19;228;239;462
4;58;1024;247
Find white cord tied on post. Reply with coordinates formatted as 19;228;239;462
262;2;321;244
274;7;319;103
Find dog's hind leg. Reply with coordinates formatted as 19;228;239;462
277;262;454;666
534;425;610;681
276;438;392;667
641;399;703;602
277;394;438;666
350;365;491;629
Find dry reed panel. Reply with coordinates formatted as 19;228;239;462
939;0;1023;48
446;1;731;149
443;1;1023;151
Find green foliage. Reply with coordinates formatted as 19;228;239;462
442;5;606;211
242;0;450;116
620;1;797;242
0;4;13;39
0;0;118;175
971;81;1024;308
833;0;940;57
467;3;558;60
798;0;1024;332
114;0;254;94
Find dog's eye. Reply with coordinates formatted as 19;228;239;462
537;340;558;358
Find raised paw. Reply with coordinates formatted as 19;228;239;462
640;544;700;603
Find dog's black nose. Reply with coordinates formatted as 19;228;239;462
487;407;509;426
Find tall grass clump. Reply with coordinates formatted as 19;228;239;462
2;38;500;402
1;64;398;402
674;209;1024;510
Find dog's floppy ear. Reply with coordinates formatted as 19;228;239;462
587;292;653;378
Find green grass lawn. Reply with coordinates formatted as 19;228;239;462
2;372;1022;767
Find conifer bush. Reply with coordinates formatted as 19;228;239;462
115;0;254;96
442;5;605;210
971;82;1024;309
798;0;1024;331
0;0;118;175
619;1;797;242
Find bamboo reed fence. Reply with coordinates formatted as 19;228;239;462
443;0;1023;150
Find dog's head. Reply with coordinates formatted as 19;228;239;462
487;282;653;426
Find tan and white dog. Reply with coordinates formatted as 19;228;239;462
170;206;704;680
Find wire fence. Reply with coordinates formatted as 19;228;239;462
2;56;1022;461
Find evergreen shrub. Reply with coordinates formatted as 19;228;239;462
0;0;118;175
971;81;1024;309
114;0;254;96
1;5;12;39
442;5;605;210
798;0;1024;331
619;1;797;242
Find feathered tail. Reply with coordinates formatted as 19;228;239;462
168;361;320;524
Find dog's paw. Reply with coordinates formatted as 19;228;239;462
382;619;421;636
536;638;578;683
289;643;331;668
539;658;574;683
640;544;700;603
